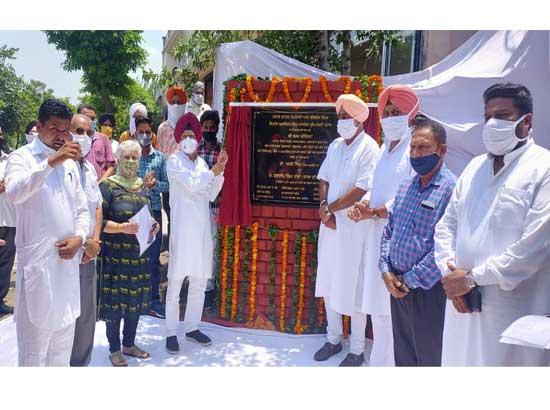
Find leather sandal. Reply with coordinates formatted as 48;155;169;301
109;351;128;367
122;345;151;359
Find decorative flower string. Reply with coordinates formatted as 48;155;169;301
247;222;259;324
268;225;277;322
237;226;251;322
343;315;350;338
279;230;289;331
307;231;319;329
220;225;230;318
230;225;241;321
294;235;308;334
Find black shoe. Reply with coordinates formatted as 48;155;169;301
0;303;14;315
149;303;166;319
185;330;212;346
338;353;365;367
313;342;343;362
204;290;215;311
166;336;180;355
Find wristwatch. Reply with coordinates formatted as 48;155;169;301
82;238;90;251
465;271;476;289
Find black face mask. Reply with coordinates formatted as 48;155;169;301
202;131;218;144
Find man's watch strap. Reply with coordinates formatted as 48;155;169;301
465;271;476;289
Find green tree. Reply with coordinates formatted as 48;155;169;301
44;30;147;113
80;78;161;136
171;30;403;77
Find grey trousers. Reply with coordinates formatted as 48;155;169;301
70;260;97;367
390;280;446;367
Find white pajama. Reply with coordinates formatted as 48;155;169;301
16;282;76;367
369;315;395;366
325;296;367;355
166;276;208;336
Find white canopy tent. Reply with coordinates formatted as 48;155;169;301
212;31;550;175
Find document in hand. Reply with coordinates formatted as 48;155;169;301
129;205;154;256
499;315;550;350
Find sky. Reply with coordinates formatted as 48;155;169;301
0;30;164;104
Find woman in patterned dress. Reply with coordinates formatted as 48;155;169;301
98;140;160;366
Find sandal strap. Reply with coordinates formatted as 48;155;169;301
110;351;128;366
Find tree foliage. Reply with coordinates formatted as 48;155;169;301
0;45;73;148
171;30;404;78
44;30;147;113
81;78;162;136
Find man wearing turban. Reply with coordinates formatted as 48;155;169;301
119;103;159;148
314;94;380;366
164;112;228;354
348;85;419;366
185;81;211;119
157;86;188;243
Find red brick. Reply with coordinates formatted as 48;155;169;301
287;207;301;219
276;219;292;230
301;208;320;220
261;206;273;218
292;219;321;231
273;207;288;219
251;205;262;218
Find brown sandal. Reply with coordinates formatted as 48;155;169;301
122;345;151;359
110;351;128;367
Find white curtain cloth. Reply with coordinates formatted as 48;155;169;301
213;32;550;176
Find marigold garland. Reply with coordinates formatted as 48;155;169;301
268;225;277;321
339;76;352;94
319;76;332;102
230;225;241;321
247;222;259;324
279;230;289;331
343;315;350;338
281;77;312;108
220;225;230;318
246;75;261;102
294;235;308;334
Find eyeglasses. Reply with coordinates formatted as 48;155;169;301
75;127;94;137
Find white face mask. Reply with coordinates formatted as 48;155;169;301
381;115;410;141
191;93;204;106
73;134;92;157
72;133;92;157
337;118;359;140
25;133;37;144
180;137;198;155
482;114;528;156
167;103;187;127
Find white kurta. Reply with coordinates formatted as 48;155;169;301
76;159;101;238
167;151;224;280
5;137;90;331
315;132;379;316
362;133;414;316
434;138;550;366
0;151;16;227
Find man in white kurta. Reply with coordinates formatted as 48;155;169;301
5;99;90;366
348;85;418;366
164;112;227;354
314;94;379;366
435;83;550;366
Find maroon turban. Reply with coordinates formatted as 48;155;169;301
174;112;203;144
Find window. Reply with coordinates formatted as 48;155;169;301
382;31;418;76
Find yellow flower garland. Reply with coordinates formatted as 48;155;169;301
343;315;350;338
294;236;308;334
279;230;289;331
318;298;325;327
230;225;241;321
220;225;230;318
247;222;259;324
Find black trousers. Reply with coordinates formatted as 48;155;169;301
390;281;446;366
0;227;16;304
105;316;140;353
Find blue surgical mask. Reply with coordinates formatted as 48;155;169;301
90;120;97;131
410;153;440;176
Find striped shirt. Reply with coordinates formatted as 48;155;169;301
379;165;456;290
